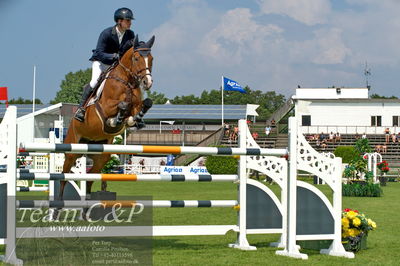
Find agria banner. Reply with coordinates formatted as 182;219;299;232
160;166;209;174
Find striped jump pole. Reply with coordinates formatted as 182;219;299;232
21;142;288;156
16;200;238;208
17;173;238;182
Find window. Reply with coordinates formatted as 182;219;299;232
393;116;400;126
371;116;382;126
302;115;311;126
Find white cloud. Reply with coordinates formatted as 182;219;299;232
310;28;351;64
199;8;283;64
258;0;332;25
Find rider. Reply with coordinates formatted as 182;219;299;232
74;7;136;122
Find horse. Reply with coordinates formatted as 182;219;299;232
59;35;155;200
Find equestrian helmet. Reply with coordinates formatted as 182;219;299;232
114;7;134;22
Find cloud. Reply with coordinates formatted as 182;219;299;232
199;8;283;65
258;0;332;25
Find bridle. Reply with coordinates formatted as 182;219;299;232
114;48;152;88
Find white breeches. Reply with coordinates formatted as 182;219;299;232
90;61;110;88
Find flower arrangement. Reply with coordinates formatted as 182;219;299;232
377;161;390;173
342;208;377;252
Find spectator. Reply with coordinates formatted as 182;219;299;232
397;132;400;142
252;131;259;140
271;119;276;128
329;132;335;142
198;160;205;166
385;128;390;143
355;133;360;140
375;145;382;153
335;132;341;142
361;133;367;139
321;139;327;150
382;144;387;153
224;123;230;137
265;125;271;137
316;140;321;148
160;159;166;166
139;159;145;170
391;133;397;143
320;132;326;141
233;126;239;141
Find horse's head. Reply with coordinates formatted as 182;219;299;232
120;35;155;91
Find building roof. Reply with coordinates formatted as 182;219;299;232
1;103;248;121
145;104;247;120
0;104;56;118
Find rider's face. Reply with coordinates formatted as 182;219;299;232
119;19;132;31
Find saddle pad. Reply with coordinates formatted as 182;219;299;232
87;72;110;107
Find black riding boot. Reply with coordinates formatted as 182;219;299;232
74;84;93;122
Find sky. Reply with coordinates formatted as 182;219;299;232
1;0;400;104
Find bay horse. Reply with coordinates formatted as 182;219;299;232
59;35;155;200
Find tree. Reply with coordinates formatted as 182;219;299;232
51;68;91;104
8;97;42;104
146;91;169;104
370;93;398;99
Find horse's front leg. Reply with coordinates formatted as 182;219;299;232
106;101;129;127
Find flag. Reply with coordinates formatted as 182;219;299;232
223;77;246;93
0;87;8;100
0;87;8;107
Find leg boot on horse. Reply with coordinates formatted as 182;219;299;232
75;84;93;122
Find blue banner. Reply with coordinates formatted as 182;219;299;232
223;77;246;93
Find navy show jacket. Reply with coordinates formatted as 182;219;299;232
90;26;135;65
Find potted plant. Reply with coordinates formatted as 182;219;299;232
377;161;390;186
342;208;377;252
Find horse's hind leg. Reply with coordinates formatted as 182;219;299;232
87;153;112;193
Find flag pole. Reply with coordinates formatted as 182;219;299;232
32;65;36;142
221;76;224;127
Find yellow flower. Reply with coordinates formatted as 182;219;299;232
367;218;377;229
348;228;361;237
342;217;350;228
352;217;361;227
342;230;349;238
346;211;358;219
371;221;377;229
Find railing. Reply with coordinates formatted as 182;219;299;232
300;125;400;135
174;127;224;166
266;98;294;125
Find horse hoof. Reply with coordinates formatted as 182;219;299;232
127;116;135;126
106;118;117;127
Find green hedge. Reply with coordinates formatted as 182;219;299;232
334;146;357;163
342;183;382;197
205;156;238;174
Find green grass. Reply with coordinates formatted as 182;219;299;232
1;180;400;265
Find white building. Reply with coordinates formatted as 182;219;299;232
293;87;400;134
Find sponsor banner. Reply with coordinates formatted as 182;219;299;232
160;166;209;175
